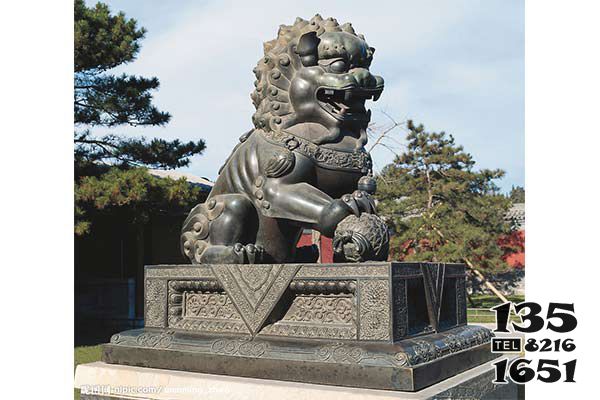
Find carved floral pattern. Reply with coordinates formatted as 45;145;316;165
145;279;167;328
285;295;354;324
358;280;390;340
392;279;408;339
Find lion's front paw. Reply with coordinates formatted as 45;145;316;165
341;190;377;216
232;243;265;264
200;243;265;264
316;191;377;237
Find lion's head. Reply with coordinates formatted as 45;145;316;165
251;15;384;145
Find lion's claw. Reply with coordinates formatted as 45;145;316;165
245;243;264;264
341;190;376;216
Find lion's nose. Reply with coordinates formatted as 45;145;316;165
350;67;376;88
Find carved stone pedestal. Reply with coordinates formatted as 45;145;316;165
102;262;499;392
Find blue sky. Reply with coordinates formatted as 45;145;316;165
91;0;524;192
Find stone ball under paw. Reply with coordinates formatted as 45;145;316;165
333;213;389;262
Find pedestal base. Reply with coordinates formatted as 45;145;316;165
100;262;501;393
103;325;497;392
75;356;522;400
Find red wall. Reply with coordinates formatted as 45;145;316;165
297;233;333;263
298;230;525;269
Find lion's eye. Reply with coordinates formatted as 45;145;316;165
330;60;348;73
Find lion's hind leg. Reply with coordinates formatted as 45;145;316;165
180;194;262;264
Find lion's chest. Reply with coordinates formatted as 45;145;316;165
314;166;363;199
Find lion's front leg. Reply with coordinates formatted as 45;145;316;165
260;179;375;237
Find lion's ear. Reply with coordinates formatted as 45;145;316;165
296;31;320;67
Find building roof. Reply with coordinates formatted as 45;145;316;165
505;202;525;230
148;169;214;191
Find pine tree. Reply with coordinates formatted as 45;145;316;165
375;120;512;272
74;0;206;234
509;185;525;203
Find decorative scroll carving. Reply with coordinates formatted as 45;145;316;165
211;338;268;357
184;292;241;320
166;279;247;334
110;330;174;349
315;343;408;367
358;279;390;340
260;279;358;339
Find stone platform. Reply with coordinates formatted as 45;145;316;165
102;262;499;392
76;356;522;400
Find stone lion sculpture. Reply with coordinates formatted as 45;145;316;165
181;15;387;264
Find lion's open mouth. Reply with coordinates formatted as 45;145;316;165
316;86;383;121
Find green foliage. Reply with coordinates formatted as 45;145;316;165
74;0;170;128
75;74;170;127
375;120;512;272
74;1;206;235
75;169;204;234
509;185;525;203
75;0;145;72
469;294;525;309
75;131;206;170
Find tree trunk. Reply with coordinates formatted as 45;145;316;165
463;258;509;304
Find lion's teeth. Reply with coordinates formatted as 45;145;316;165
334;101;350;112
